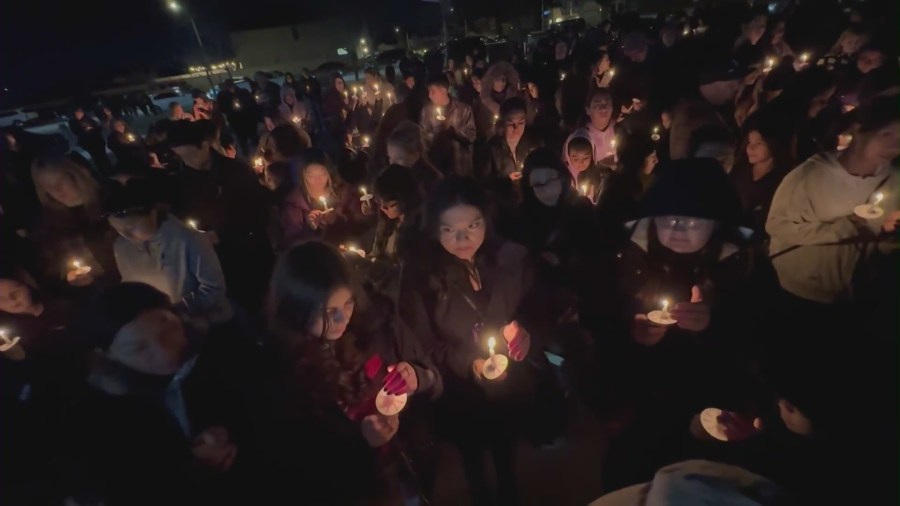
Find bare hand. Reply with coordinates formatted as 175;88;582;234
307;210;323;229
361;200;374;216
66;270;95;287
717;412;763;442
472;358;507;381
361;414;399;447
192;426;237;471
502;320;531;361
670;286;711;332
882;210;900;233
383;362;418;395
632;314;667;346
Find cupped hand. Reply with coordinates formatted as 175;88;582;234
632;314;667;346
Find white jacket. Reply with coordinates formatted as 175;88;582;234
766;152;898;303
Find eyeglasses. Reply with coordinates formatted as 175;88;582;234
656;217;700;230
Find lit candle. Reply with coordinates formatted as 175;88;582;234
0;328;19;352
580;184;588;196
362;135;371;148
464;68;469;75
343;90;349;99
386;91;393;101
482;336;509;380
374;84;380;93
68;259;92;280
126;133;136;142
292;116;301;124
609;68;616;79
233;99;241;110
360;186;373;201
318;195;330;211
435;106;445;120
610;138;617;151
254;94;262;103
559;72;567;81
800;52;810;64
682;27;690;36
660;299;670;320
651;125;661;142
253;157;264;169
186;219;200;231
493;114;499;122
764;57;775;72
872;192;884;206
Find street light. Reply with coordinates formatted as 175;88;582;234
166;1;214;88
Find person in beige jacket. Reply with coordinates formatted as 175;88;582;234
766;95;900;304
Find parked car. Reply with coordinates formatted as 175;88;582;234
0;109;38;128
150;90;193;113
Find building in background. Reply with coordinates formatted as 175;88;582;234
230;19;362;76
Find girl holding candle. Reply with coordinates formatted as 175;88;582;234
279;150;362;247
258;242;441;504
29;155;120;291
480;97;544;200
562;88;617;169
399;177;556;506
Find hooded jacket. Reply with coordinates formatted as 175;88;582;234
114;216;232;323
562;129;614;198
563;123;617;171
480;62;522;116
766;152;899;303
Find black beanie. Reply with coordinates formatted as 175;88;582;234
641;158;742;225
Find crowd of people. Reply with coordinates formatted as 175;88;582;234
1;1;898;505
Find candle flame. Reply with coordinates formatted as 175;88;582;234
653;126;660;134
609;68;616;78
581;184;588;195
611;138;617;149
488;336;496;351
292;116;301;124
72;260;81;269
127;133;136;142
661;299;669;311
874;192;884;205
360;186;367;195
319;196;328;208
187;219;199;230
253;157;264;167
800;52;810;63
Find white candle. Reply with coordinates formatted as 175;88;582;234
292;116;301;124
435;106;444;120
609;68;616;79
800;52;810;63
0;329;9;346
488;336;496;358
362;135;370;147
580;184;588;196
319;196;329;210
660;299;670;320
126;133;136;142
233;99;241;110
873;192;884;206
374;84;380;93
186;219;199;231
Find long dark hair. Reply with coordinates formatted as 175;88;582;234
423;177;499;292
372;164;425;258
267;241;370;409
736;112;795;174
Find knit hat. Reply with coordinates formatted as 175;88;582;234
641;158;742;225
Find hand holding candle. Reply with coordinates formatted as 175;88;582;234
361;413;399;447
854;191;886;219
382;362;417;395
669;286;711;332
66;259;94;286
318;195;331;212
646;298;677;326
0;328;21;352
502;320;530;361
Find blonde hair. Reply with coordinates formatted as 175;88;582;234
31;155;102;216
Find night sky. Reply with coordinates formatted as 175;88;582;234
0;0;377;106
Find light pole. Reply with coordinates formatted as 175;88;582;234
167;1;215;88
